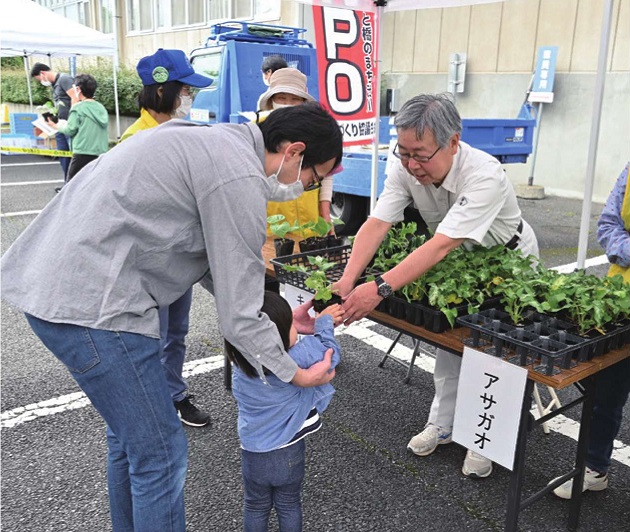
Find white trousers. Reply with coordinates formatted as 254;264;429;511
427;348;462;429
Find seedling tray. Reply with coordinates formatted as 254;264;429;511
417;296;504;334
271;245;381;294
456;310;630;375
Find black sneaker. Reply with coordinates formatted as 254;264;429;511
174;395;211;427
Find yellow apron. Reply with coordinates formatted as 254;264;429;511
607;169;630;283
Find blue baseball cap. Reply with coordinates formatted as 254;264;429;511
136;49;213;87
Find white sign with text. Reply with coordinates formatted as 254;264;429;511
283;285;315;311
452;347;528;470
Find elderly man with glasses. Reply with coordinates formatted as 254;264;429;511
334;92;539;480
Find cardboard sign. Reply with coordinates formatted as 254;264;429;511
312;5;378;146
452;347;528;470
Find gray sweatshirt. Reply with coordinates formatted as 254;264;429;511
0;119;298;382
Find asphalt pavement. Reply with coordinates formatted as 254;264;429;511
1;154;628;532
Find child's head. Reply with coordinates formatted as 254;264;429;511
73;73;98;99
225;291;297;378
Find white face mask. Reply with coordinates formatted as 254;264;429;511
267;154;305;202
40;80;52;87
271;102;292;110
172;94;193;119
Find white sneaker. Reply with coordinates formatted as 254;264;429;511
550;467;609;499
462;450;493;478
407;424;452;456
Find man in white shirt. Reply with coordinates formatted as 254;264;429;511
335;93;539;479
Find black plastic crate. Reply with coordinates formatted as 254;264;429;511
270;245;380;293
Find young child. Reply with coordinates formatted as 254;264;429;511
225;291;343;531
47;73;109;183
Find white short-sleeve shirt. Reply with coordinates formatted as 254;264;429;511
371;141;538;256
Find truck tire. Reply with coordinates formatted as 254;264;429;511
331;192;368;236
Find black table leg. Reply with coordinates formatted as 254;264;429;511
505;378;535;531
568;375;595;531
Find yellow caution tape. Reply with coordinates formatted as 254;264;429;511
0;146;73;157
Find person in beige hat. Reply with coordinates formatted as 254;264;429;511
257;67;316;112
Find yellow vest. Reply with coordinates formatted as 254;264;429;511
607;169;630;283
119;108;160;142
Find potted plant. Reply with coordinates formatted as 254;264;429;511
282;255;342;312
298;216;343;252
267;214;297;257
35;101;61;124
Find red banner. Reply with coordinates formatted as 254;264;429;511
312;6;378;147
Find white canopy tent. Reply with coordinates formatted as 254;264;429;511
0;0;121;137
298;0;613;269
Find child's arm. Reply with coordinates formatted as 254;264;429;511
313;313;342;369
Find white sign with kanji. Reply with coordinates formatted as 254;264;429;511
452;347;528;470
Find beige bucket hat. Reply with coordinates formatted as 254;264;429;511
257;67;315;110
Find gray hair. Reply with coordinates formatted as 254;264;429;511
394;93;462;148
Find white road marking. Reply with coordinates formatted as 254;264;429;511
1;210;42;218
1;179;63;186
1;355;225;429
3;319;629;470
552;255;610;273
0;162;58;167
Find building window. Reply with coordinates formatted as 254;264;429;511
209;0;280;23
128;0;153;32
36;0;91;27
127;0;280;32
100;0;114;34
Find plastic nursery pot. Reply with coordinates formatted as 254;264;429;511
274;238;294;257
326;235;344;248
313;293;342;313
42;112;58;123
299;237;328;253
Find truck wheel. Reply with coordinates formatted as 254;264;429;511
331;193;368;236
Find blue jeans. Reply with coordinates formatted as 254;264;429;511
159;287;193;402
587;356;630;473
55;132;71;181
241;440;305;532
26;315;188;532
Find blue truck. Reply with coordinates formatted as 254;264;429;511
189;21;536;235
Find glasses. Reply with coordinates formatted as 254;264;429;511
304;165;323;192
392;142;441;164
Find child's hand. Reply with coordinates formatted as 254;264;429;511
318;303;345;326
293;299;315;334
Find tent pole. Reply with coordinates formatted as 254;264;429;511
112;0;121;140
369;4;384;213
23;54;33;109
112;66;121;140
576;0;613;270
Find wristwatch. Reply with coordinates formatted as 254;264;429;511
374;275;393;298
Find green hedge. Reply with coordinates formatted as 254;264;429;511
0;58;142;117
